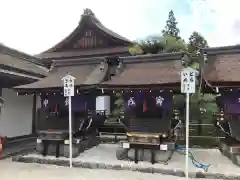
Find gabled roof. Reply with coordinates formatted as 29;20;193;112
37;8;133;61
0;44;48;79
100;52;184;87
203;45;240;86
14;57;108;90
36;46;130;60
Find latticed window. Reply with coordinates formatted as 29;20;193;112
85;31;92;37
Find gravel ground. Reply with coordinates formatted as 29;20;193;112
22;144;240;176
0;159;222;180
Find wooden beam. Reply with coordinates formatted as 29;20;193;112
0;69;41;80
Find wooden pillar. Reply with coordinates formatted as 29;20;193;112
31;94;36;134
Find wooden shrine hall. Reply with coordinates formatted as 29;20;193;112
0;43;48;139
13;8;186;161
15;8;133;92
203;45;240;167
15;8;185;92
13;8;134;158
0;44;47;88
36;8;133;68
203;45;240;88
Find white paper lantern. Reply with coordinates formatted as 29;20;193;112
96;95;111;115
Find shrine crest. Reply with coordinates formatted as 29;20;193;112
65;98;69;106
128;97;136;107
155;96;164;106
43;99;48;107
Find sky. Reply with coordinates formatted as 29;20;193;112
0;0;239;55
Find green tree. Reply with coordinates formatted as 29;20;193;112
187;31;209;91
129;43;144;55
188;31;208;57
162;10;180;39
130;37;164;55
129;10;185;55
162;35;187;53
109;93;124;122
129;35;187;55
112;93;124;118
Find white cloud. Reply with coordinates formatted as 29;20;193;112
0;0;239;54
187;0;240;47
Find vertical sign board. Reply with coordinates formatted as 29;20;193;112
181;68;196;179
181;69;196;94
62;74;76;168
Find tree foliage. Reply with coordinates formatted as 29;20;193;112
129;43;144;55
130;35;187;55
162;10;180;39
129;10;209;62
187;31;209;85
110;93;124;121
188;31;209;57
129;10;187;55
135;36;165;54
162;35;187;53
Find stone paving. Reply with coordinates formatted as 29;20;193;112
1;158;225;180
0;139;35;160
12;144;240;179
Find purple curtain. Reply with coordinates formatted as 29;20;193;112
223;92;240;114
41;95;88;112
124;90;173;116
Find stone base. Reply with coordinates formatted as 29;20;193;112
36;137;101;158
219;141;240;166
63;137;101;158
36;142;64;157
116;147;173;164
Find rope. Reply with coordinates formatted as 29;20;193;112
175;145;211;172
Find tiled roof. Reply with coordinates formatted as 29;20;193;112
203;46;240;84
15;60;108;89
0;44;48;78
101;52;184;87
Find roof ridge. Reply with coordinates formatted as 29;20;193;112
80;8;100;24
121;52;184;63
52;57;105;67
204;45;240;55
37;46;129;59
50;52;184;68
88;13;132;44
40;8;132;54
0;44;46;67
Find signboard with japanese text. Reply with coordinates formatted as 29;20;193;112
62;75;76;97
61;74;76;168
181;68;196;94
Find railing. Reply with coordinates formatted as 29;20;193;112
178;123;223;148
99;114;222;148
